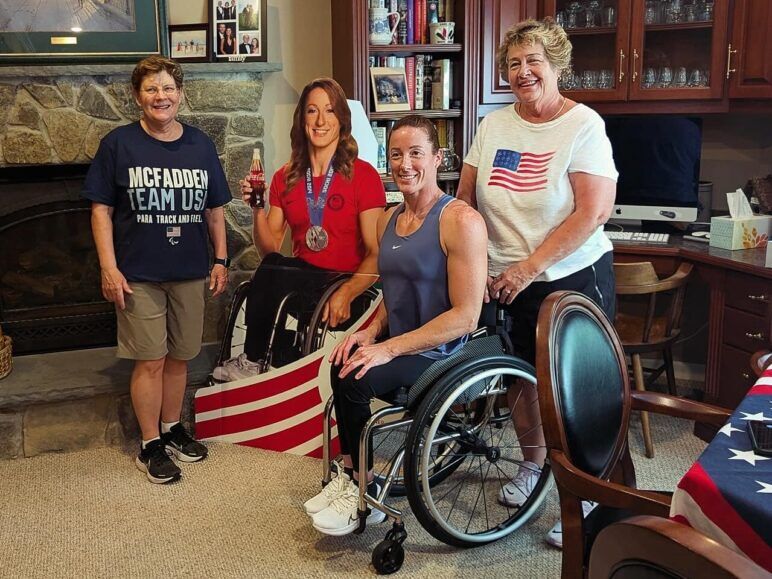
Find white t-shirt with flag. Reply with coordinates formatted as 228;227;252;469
464;103;618;281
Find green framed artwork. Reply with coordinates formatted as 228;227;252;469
0;0;166;64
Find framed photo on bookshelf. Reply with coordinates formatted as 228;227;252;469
370;67;411;113
169;25;210;63
210;0;267;62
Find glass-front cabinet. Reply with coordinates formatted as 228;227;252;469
544;0;729;101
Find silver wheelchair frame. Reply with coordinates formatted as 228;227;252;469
320;332;554;574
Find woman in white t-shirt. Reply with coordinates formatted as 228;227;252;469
457;18;618;550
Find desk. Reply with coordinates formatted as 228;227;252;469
613;238;771;438
669;367;772;571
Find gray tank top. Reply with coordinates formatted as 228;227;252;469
378;194;467;360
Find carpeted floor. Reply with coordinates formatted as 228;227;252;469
0;413;706;579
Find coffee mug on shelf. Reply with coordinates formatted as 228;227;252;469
369;8;400;46
429;21;455;44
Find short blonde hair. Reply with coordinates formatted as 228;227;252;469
497;18;572;79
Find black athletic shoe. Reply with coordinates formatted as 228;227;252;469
162;423;208;463
135;439;181;484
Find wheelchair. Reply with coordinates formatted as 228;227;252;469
319;310;554;574
213;269;380;379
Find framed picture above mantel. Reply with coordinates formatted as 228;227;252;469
0;0;166;64
210;0;267;62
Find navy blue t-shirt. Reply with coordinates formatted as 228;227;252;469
82;122;230;282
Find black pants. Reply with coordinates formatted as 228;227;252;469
503;251;616;364
331;353;436;471
243;253;341;363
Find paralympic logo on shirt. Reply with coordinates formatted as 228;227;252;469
487;149;554;194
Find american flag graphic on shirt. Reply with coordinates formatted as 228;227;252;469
487;149;554;193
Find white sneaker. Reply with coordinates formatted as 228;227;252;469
498;461;542;507
212;353;264;382
546;500;598;549
312;480;387;536
303;472;351;515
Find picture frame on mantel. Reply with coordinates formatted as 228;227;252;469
210;0;267;62
169;24;210;63
0;0;166;64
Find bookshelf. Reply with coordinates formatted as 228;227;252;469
331;0;480;197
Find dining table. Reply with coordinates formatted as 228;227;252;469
670;365;772;571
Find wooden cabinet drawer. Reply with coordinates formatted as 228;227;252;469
718;344;758;409
725;273;771;316
723;307;770;353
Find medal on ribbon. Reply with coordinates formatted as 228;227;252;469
304;158;335;252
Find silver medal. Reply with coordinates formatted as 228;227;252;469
305;225;329;251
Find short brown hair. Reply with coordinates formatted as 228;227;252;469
389;115;440;154
131;55;184;93
497;18;572;79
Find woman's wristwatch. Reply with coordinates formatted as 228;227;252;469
213;257;231;268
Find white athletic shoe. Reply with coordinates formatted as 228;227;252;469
498;461;542;507
546;500;598;549
312;480;386;536
303;472;351;515
212;353;264;382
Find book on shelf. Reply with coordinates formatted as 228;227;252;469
436;119;447;148
397;0;408;44
431;58;450;110
405;56;416;110
414;54;426;109
406;0;414;44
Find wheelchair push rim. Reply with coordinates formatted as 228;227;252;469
406;361;553;547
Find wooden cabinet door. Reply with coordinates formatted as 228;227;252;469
628;0;729;101
729;0;772;99
480;0;541;105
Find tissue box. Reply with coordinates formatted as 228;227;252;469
709;215;772;250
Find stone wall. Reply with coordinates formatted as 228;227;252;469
0;69;266;341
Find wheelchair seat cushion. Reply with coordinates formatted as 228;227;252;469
406;334;505;408
376;387;408;407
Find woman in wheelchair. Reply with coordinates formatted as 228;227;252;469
303;115;489;536
213;78;386;381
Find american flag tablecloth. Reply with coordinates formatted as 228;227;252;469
670;367;772;571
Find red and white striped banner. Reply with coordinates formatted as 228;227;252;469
195;295;382;457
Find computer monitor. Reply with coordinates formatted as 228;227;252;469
604;116;701;223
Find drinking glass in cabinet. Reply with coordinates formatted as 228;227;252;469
665;0;683;23
601;3;616;26
581;70;598;89
642;67;658;89
687;68;703;86
556;10;567;28
566;1;582;29
644;0;658;24
699;0;714;21
658;66;673;88
683;2;697;22
598;69;613;89
584;0;601;27
674;66;688;87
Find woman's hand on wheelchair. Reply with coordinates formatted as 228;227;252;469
322;288;353;328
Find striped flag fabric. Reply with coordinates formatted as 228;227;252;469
487;149;554;193
195;296;382;458
669;367;772;571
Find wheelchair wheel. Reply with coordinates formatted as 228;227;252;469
217;280;251;365
404;356;552;548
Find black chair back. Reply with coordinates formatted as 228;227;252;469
537;291;632;480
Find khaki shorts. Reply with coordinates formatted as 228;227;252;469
116;279;206;361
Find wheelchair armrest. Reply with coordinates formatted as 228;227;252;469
551;452;671;517
630;391;731;427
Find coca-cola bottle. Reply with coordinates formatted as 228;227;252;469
248;148;266;208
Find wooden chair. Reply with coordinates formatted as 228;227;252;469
613;262;693;458
535;291;731;579
589;515;768;579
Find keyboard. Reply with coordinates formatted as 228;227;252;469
604;231;670;244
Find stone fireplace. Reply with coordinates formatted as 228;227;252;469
0;62;281;458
